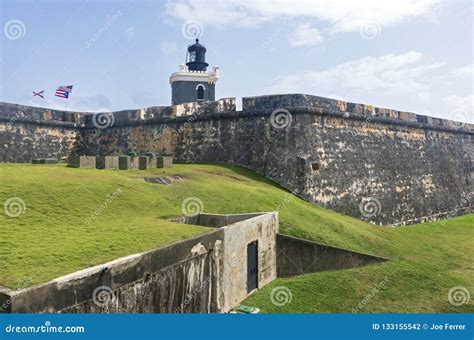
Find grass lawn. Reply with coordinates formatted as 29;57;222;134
0;163;472;313
245;214;473;313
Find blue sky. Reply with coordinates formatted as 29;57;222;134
1;0;472;123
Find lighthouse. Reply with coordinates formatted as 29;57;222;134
170;39;219;105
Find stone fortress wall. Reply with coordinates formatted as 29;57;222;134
0;94;472;225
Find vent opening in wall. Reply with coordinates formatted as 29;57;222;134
311;162;320;171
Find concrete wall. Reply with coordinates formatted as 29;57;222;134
173;212;278;311
2;212;278;314
7;230;224;313
276;234;387;277
221;213;278;311
0;287;13;313
174;212;264;228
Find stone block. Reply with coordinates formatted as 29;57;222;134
335;100;347;112
398;111;417;122
374;107;391;118
118;156;129;170
32;158;58;164
416;115;429;124
346;103;374;116
68;155;96;168
118;156;139;170
157;156;173;168
138;156;157;170
96;156;119;169
217;98;236;112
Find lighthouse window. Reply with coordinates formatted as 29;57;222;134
197;85;205;100
189;51;196;62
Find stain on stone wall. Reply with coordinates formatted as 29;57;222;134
62;251;221;313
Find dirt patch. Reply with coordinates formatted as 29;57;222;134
143;175;184;185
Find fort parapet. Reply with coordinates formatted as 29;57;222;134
0;94;472;225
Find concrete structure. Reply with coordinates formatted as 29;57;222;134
118;156;139;170
157;156;173;168
0;93;472;225
67;155;96;168
276;234;387;277
0;211;387;314
172;98;235;117
138;156;157;170
0;212;278;313
0;211;391;314
96;156;119;169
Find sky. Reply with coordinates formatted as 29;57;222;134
0;0;473;123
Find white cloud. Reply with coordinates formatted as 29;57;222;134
266;51;474;122
449;64;474;78
165;0;440;33
288;23;324;47
270;51;445;100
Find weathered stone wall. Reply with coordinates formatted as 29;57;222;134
276;234;387;277
0;99;235;162
0;123;77;162
74;99;471;225
0;103;81;162
171;109;471;226
1;94;472;225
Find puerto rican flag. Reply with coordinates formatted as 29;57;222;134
55;85;73;99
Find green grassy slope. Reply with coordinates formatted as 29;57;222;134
0;163;391;289
245;214;473;313
0;164;472;313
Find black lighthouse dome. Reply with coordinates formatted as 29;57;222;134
186;39;209;71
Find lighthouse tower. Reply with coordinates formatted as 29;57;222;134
170;39;219;105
